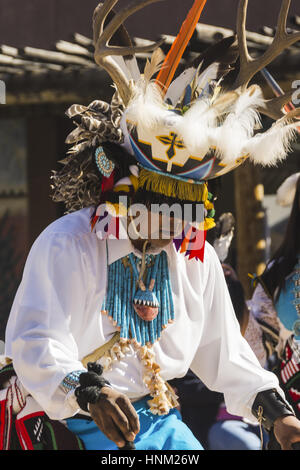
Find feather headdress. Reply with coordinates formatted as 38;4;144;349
54;0;300;261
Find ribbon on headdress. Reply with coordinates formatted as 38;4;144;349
174;226;207;262
261;68;300;132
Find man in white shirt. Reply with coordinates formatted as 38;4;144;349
4;0;300;451
4;206;300;450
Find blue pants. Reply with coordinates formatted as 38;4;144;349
208;420;267;450
66;397;203;451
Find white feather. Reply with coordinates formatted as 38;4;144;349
112;56;132;80
173;99;216;156
212;86;264;163
276;172;300;207
196;63;220;95
245;121;298;167
125;81;170;132
125;57;141;82
119;112;134;156
110;56;141;82
124;82;296;169
165;67;196;106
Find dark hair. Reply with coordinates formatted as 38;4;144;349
261;175;300;300
223;266;247;325
51;141;135;213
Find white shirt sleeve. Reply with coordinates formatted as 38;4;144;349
190;244;283;422
244;307;267;367
5;230;89;420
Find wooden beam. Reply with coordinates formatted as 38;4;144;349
195;23;273;47
0;53;34;66
0;53;63;71
73;33;94;48
55;40;94;59
5;90;93;106
261;26;275;37
0;66;24;75
293;15;300;27
24;46;95;66
0;45;19;56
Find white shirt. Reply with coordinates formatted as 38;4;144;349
5;208;281;421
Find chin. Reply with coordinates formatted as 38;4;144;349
150;238;173;249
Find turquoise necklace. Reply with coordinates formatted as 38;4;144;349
102;247;175;346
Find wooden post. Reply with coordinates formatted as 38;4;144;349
234;161;268;298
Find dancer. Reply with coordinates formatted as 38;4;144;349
245;173;300;433
2;0;300;451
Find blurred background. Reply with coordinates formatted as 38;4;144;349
0;0;299;341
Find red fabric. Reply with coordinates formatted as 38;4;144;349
0;399;6;449
188;230;207;262
0;389;13;450
15;412;45;450
101;171;115;193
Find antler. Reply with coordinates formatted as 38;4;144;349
258;90;295;120
234;0;300;121
278;106;300;123
93;0;165;106
235;0;300;90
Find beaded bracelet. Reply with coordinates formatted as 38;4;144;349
60;370;84;395
74;362;112;412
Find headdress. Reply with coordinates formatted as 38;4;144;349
52;0;300;260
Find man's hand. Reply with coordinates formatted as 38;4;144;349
89;387;140;448
274;415;300;450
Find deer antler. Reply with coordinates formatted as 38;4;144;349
234;0;300;121
258;90;295;120
93;0;165;106
235;0;300;90
278;106;300;123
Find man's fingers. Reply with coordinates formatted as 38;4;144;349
279;437;300;450
116;395;140;435
109;403;136;442
281;442;292;451
100;415;127;448
90;405;126;448
88;390;140;446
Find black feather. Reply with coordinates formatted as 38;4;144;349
191;35;238;69
191;35;239;82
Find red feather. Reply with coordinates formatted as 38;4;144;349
156;0;208;94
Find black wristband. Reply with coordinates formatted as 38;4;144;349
118;441;136;450
75;362;111;412
252;388;295;432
